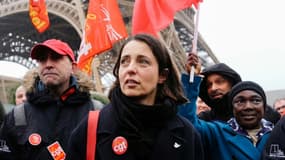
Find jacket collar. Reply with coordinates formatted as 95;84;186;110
36;76;78;93
227;118;273;139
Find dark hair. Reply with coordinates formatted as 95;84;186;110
109;34;187;104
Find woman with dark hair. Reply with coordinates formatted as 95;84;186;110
67;34;204;160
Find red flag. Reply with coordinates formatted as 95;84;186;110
29;0;50;33
132;0;202;37
77;0;128;75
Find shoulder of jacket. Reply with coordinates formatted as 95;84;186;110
91;99;104;110
13;103;27;126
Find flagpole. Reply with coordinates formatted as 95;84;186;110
189;3;200;83
92;57;103;93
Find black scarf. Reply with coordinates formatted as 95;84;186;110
199;93;233;122
111;87;177;159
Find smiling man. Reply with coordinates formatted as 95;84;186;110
230;81;270;146
179;80;273;159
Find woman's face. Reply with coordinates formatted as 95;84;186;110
118;40;166;105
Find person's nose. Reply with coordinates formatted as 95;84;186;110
210;83;219;91
243;100;254;109
125;61;138;74
44;57;55;68
22;96;27;102
280;108;285;114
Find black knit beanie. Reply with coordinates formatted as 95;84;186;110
229;81;267;109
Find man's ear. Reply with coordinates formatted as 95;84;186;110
158;68;169;84
71;62;77;74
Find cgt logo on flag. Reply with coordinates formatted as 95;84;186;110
77;0;128;76
29;0;50;33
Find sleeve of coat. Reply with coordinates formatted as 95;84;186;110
0;110;17;160
178;73;202;124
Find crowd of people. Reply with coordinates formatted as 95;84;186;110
0;34;284;159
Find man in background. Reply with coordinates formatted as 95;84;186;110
179;53;280;124
15;85;26;105
273;98;285;117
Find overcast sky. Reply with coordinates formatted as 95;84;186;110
198;0;285;91
0;61;28;78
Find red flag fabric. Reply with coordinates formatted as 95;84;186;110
77;0;128;75
29;0;50;33
132;0;202;37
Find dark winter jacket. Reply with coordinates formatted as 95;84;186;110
199;63;242;121
179;74;272;160
68;87;204;160
0;101;5;125
263;105;280;125
262;116;285;159
0;69;99;160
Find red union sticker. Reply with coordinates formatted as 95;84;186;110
47;141;66;160
112;136;128;155
28;133;41;146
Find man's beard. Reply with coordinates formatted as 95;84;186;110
210;94;233;121
45;82;63;96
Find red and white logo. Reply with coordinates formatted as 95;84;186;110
47;141;66;160
28;133;41;146
112;136;128;155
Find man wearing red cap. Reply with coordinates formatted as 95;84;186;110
0;39;103;159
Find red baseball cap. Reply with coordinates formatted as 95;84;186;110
30;39;75;62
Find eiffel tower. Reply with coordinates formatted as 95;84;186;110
0;0;218;102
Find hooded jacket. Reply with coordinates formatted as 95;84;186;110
178;75;272;160
0;69;99;160
198;63;242;121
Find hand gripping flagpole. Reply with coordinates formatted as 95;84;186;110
189;3;200;83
